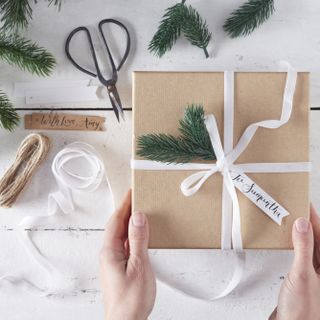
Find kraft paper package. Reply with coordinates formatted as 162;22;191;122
132;71;309;249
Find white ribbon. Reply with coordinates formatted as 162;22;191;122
0;142;107;295
132;69;311;300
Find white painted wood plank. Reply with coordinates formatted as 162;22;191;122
0;230;291;320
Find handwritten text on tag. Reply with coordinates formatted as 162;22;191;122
24;113;105;132
230;171;289;225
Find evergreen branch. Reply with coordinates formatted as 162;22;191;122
178;105;214;160
223;0;275;38
181;5;211;58
0;0;64;31
0;0;32;32
137;104;216;164
148;3;184;58
149;3;211;58
137;133;197;163
0;33;56;76
0;90;20;131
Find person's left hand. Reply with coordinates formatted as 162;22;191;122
99;190;156;320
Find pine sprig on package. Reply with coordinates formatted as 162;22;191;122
149;3;212;58
0;91;20;131
223;0;275;38
137;105;216;163
0;34;56;76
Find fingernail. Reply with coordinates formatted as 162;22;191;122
132;212;145;227
295;218;310;233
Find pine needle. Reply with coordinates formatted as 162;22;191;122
223;0;275;38
0;0;64;31
137;104;216;164
0;33;56;76
0;0;32;31
0;90;20;132
181;6;211;58
148;3;184;58
149;3;211;58
46;0;64;10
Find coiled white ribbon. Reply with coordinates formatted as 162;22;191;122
132;69;311;300
0;142;106;295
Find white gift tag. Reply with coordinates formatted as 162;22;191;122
230;171;289;225
26;86;99;105
14;80;91;98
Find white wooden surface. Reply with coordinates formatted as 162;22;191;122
1;0;320;319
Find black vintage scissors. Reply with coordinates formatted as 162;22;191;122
65;19;131;122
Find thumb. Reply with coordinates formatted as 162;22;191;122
128;212;149;261
291;217;314;278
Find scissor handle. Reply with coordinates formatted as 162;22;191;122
98;18;131;74
65;26;101;79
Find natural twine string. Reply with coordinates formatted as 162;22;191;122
0;133;50;207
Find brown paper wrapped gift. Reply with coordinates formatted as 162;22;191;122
132;71;309;249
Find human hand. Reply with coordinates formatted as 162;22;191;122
99;190;156;320
269;206;320;320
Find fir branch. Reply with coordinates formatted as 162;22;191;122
149;3;211;58
181;5;211;58
148;3;184;58
0;0;32;32
137;133;197;163
0;90;20;131
223;0;275;38
137;104;216;164
0;33;56;76
178;105;214;159
0;0;64;32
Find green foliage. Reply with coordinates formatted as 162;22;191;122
223;0;275;38
148;3;184;58
0;0;63;32
137;105;216;164
0;0;32;31
0;91;20;131
0;33;56;76
181;5;211;58
0;0;62;132
149;3;212;58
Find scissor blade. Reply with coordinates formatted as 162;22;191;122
108;87;125;122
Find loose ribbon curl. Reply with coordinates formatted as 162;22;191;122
0;142;107;295
132;69;311;300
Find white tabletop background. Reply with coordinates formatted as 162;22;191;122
1;0;320;319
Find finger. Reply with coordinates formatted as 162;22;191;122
128;211;149;262
310;205;320;271
310;205;320;240
268;307;277;320
100;190;132;267
291;217;315;278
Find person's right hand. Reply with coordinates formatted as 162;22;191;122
269;206;320;320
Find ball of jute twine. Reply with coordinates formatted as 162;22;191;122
0;133;50;208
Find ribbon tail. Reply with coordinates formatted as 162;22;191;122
155;250;245;301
